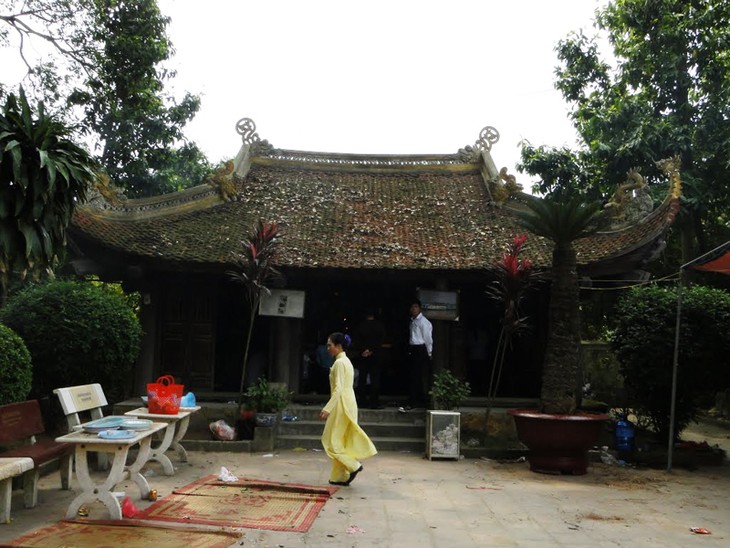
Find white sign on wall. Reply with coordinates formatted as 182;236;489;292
259;289;306;318
418;289;459;321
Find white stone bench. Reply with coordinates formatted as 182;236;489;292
0;457;34;524
54;383;110;470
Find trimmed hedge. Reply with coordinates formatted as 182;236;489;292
0;323;33;405
0;280;142;404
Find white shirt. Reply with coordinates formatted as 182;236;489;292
410;313;433;356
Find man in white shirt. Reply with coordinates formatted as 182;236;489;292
407;299;433;408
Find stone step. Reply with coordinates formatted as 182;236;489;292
284;405;427;424
276;433;425;453
276;406;428;452
277;418;427;453
277;419;425;438
112;399;530;455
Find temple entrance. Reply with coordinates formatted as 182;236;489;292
300;281;414;400
296;280;544;401
197;275;544;400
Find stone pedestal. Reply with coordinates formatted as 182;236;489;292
426;410;461;460
252;425;276;453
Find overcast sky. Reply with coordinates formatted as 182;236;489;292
0;1;609;185
158;0;609;184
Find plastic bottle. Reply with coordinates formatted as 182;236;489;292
614;416;635;452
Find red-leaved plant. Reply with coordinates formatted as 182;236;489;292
484;235;537;429
228;220;282;422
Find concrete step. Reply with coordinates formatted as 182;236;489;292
276;433;425;453
276;405;428;452
113;400;430;453
112;400;531;455
284;405;427;424
277;419;425;438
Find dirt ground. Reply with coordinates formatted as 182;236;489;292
0;416;728;547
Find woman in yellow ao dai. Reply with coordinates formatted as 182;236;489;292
319;332;377;486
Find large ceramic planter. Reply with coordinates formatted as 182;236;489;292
508;408;609;475
255;412;278;428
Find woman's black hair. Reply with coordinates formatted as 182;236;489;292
328;332;350;349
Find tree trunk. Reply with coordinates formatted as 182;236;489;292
237;301;259;417
540;244;581;414
0;279;7;309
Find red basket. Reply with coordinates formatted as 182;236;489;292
147;375;184;415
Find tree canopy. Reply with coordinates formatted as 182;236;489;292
1;0;212;197
519;0;730;263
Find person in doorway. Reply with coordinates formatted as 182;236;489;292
352;309;387;409
319;332;377;486
314;341;335;393
407;299;433;409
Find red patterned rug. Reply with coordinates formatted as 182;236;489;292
0;519;240;547
135;475;338;533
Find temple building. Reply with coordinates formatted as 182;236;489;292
68;120;680;400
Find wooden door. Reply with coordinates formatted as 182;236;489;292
158;283;216;389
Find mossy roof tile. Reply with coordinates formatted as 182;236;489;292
71;160;679;273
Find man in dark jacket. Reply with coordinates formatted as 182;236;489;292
352;310;386;409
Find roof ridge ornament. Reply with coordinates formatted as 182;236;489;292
603;168;653;227
236;117;274;155
476;126;500;151
236;118;260;144
656;155;682;199
457;125;500;161
84;173;127;210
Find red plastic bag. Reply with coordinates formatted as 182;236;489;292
121;496;140;518
147;375;184;415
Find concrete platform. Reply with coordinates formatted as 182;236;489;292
0;446;728;546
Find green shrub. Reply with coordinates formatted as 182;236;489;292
430;369;471;410
244;376;292;413
581;341;624;407
0;280;142;404
611;285;730;442
0;323;33;405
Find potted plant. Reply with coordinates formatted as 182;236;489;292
427;369;470;460
508;197;610;475
484;234;537;437
429;369;471;411
228;220;282;428
245;376;292;427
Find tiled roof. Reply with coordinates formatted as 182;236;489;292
70;151;679;273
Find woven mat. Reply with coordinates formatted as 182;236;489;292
0;519;240;548
135;475;337;533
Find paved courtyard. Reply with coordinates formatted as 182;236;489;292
1;438;728;547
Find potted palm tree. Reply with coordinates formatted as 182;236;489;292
508;197;610;475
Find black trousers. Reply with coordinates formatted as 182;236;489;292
356;354;381;407
408;344;429;406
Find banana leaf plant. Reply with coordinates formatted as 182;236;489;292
0;88;97;306
228;220;282;418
